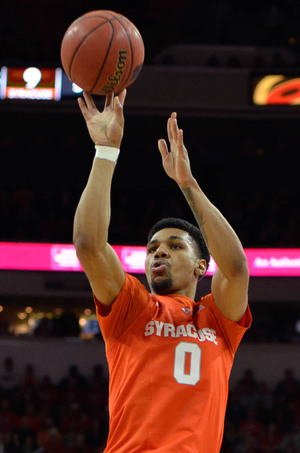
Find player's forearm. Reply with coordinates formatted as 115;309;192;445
180;177;248;278
73;158;115;253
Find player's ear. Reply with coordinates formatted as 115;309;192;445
194;259;207;278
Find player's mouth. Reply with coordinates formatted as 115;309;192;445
151;260;169;276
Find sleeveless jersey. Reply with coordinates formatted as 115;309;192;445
94;274;252;453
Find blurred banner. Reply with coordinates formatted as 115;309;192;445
2;64;300;118
0;242;299;276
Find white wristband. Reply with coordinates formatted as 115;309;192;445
95;145;120;163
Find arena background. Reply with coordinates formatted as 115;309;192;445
0;1;300;452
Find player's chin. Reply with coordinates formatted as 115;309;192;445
151;276;173;295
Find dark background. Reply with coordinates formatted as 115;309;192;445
0;0;299;248
0;1;299;337
0;2;300;452
0;0;299;338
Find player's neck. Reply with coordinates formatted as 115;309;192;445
151;286;196;301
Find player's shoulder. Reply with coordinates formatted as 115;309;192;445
195;292;223;319
122;273;150;298
197;292;214;307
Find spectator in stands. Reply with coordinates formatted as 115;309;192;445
275;368;300;403
0;357;19;397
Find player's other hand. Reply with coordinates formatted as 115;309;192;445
158;112;194;188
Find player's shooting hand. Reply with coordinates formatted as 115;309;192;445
158;112;194;188
78;90;126;149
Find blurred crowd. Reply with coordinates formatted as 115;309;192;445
223;368;300;452
0;301;299;344
0;0;299;248
1;181;299;248
0;357;300;453
0;358;108;453
0;112;299;248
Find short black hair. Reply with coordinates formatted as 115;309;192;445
147;217;210;270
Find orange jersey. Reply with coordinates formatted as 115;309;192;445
95;274;252;453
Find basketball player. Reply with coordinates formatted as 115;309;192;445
74;90;251;453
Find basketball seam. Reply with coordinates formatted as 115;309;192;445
68;16;114;82
91;19;116;93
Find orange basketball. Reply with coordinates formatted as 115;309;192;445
60;10;145;95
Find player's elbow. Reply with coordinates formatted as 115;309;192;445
229;255;249;281
73;232;107;261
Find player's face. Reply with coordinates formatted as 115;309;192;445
145;228;205;298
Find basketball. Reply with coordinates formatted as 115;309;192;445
60;10;145;95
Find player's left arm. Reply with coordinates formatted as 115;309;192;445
158;113;249;322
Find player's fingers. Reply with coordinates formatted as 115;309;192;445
166;117;173;143
177;129;189;159
118;89;127;107
167;113;178;143
83;91;97;110
177;129;185;153
105;93;114;110
158;139;169;159
77;97;89;118
114;90;126;116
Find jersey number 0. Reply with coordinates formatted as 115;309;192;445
173;342;201;385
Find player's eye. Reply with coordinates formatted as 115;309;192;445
170;244;181;250
147;246;157;254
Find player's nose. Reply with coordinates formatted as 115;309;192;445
154;244;170;259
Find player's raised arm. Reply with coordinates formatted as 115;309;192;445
158;112;249;322
73;90;127;306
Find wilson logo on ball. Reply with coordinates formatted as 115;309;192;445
102;50;128;94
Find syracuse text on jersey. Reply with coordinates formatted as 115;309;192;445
144;320;218;345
